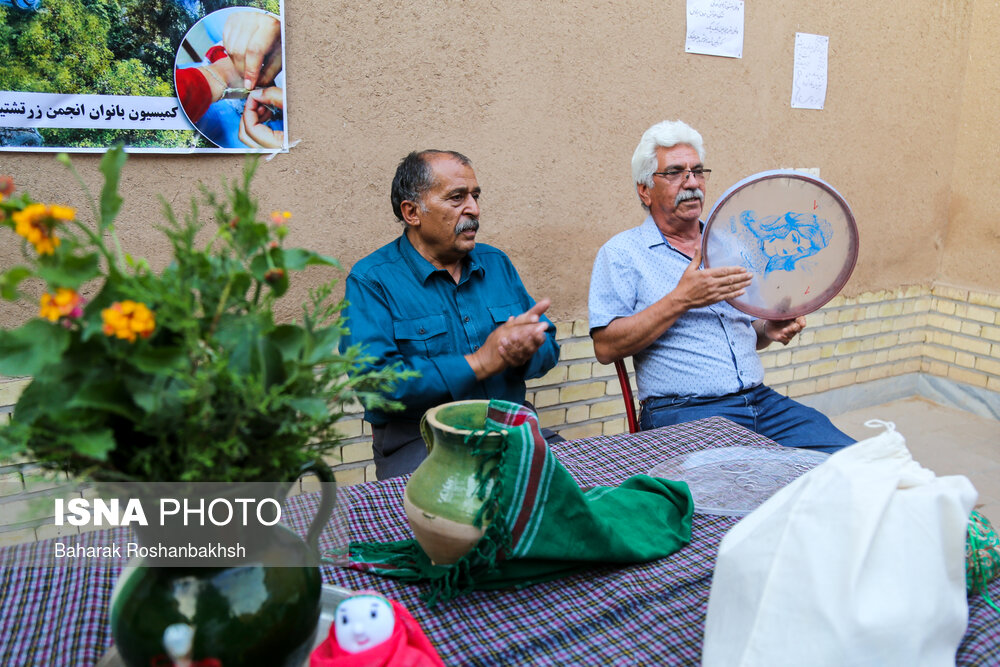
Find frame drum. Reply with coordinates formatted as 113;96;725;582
702;170;859;320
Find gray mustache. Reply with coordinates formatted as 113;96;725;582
456;218;480;234
675;189;704;206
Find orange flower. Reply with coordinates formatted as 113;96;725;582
0;175;13;200
39;288;85;322
101;300;156;343
12;203;74;255
269;210;292;225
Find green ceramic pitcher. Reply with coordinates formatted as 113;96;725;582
403;400;507;564
109;460;335;667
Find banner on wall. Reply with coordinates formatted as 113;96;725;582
0;0;288;153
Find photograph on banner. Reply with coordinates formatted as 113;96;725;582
0;0;287;153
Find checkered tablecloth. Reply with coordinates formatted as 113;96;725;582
2;417;998;666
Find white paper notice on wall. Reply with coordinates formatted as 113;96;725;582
685;0;744;59
791;33;829;110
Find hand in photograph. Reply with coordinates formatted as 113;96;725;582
223;12;282;90
239;87;284;149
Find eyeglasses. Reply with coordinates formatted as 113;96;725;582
652;168;711;184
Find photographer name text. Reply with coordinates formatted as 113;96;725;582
54;541;246;559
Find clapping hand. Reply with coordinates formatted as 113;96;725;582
468;299;552;379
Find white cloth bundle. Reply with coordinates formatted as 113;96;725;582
702;420;977;667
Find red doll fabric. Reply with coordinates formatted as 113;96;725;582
309;599;444;667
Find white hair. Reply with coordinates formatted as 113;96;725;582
631;121;706;206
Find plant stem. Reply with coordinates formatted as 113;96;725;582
62;160;126;273
62;159;100;227
210;278;234;336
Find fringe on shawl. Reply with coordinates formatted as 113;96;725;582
422;423;514;607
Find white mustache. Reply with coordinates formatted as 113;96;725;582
675;189;704;206
456;218;479;234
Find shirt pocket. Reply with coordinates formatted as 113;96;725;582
393;314;449;357
487;303;523;326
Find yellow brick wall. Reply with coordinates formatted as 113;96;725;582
3;282;1000;542
760;286;932;397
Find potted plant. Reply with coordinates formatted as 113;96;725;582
0;148;408;666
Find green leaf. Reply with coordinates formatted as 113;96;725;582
287;397;329;420
68;428;117;460
0;320;70;376
129;345;188;374
255;338;286;387
124;373;183;419
0;266;34;301
214;314;265;368
67;378;142;421
269;325;305;362
282;248;341;271
304;326;342;365
215;315;284;384
249;251;277;278
98;146;127;230
35;252;101;289
7;368;75;425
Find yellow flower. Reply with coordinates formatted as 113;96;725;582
12;202;74;255
101;300;156;343
39;288;85;322
269;210;292;225
48;204;76;221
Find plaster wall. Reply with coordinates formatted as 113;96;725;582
940;0;1000;288
0;0;986;326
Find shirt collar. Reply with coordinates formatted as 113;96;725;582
641;215;705;252
398;231;484;285
639;216;666;248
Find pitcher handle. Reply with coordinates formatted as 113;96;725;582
420;412;434;454
290;459;336;553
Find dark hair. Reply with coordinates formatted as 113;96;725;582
390;150;472;221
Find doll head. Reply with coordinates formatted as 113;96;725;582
334;592;396;654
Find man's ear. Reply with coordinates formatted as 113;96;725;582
636;183;652;208
399;200;421;227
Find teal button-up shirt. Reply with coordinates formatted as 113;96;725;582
342;233;559;425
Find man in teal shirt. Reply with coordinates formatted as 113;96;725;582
342;150;560;478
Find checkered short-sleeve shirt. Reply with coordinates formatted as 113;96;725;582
588;216;764;401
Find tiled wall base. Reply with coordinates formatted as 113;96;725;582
800;372;1000;422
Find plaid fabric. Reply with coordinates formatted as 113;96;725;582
2;417;999;666
0;532;125;666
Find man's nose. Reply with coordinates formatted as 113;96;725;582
464;195;480;217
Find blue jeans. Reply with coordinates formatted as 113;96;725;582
639;384;854;453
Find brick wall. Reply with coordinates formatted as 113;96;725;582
3;282;1000;543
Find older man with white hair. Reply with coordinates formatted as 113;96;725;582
588;120;852;452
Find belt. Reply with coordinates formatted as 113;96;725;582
641;384;760;406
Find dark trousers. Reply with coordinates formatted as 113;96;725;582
639;384;854;454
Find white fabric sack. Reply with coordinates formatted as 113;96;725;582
702;421;977;667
